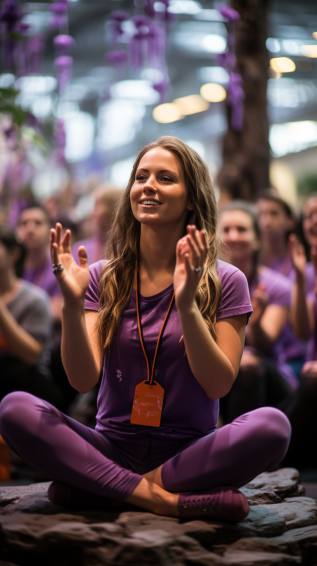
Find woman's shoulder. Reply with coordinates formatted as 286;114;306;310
216;260;252;322
88;260;108;282
15;279;50;306
217;259;248;288
85;260;108;311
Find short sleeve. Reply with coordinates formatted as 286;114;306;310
84;260;107;311
216;261;253;323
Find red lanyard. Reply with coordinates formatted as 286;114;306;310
136;267;175;385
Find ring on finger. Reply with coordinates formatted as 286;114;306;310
194;266;201;273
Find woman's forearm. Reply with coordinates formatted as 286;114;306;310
178;303;236;400
0;304;42;365
290;274;314;340
246;321;273;352
61;302;100;393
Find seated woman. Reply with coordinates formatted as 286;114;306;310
0;226;61;406
257;190;315;379
0;138;290;521
220;201;295;424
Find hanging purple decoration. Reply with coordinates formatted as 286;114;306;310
226;72;244;131
0;0;22;71
26;34;45;74
54;55;73;93
54;118;66;162
129;15;153;71
54;34;74;56
105;50;127;79
216;5;244;131
144;0;156;18
108;11;129;43
49;1;68;30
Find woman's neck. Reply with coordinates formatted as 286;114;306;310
261;238;287;265
139;223;184;275
24;246;48;270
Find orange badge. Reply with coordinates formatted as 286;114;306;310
131;381;164;427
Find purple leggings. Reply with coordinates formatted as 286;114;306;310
0;392;291;501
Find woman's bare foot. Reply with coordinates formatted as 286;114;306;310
125;478;179;517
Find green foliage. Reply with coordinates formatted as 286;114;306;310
297;173;317;197
0;86;27;126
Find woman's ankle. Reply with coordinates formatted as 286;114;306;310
125;478;178;517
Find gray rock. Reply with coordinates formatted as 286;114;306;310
0;469;315;566
241;468;306;506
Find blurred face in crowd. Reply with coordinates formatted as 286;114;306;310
221;209;259;266
91;194;114;233
257;199;293;242
17;208;50;252
303;196;317;248
130;147;192;228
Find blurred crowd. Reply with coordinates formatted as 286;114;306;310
1;184;317;469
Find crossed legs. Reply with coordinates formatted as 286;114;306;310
0;392;291;517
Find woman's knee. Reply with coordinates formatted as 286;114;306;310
0;391;39;440
251;407;291;457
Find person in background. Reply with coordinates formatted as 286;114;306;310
72;184;122;264
257;190;315;379
16;203;62;324
220;201;294;423
16;203;76;410
0;226;61;405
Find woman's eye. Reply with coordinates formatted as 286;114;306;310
136;175;146;181
161;176;172;182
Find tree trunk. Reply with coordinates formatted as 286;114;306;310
217;0;270;202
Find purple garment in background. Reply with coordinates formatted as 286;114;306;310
23;254;61;298
306;291;317;362
249;267;297;388
72;237;103;266
84;260;253;442
264;257;315;362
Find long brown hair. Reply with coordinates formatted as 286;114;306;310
97;136;222;349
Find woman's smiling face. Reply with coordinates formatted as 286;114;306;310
221;209;260;265
130;147;193;228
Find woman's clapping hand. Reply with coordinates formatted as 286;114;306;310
50;223;90;306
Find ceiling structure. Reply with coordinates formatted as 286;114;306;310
2;0;317;186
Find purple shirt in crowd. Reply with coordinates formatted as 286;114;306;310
306;291;317;362
72;237;104;266
84;260;253;441
23;254;61;299
266;255;315;361
249;267;297;387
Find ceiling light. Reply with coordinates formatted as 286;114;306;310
301;45;317;58
168;0;202;15
153;103;183;123
202;34;226;53
198;66;229;84
313;32;317;40
173;94;209;115
266;38;280;53
200;83;226;102
270;57;296;73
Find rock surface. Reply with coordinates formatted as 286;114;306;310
0;468;316;565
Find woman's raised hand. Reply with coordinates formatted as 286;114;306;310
173;225;208;312
50;223;90;305
289;233;306;277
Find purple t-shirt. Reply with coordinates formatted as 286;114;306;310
265;257;315;360
249;267;296;387
72;237;104;266
84;259;252;441
23;254;61;299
